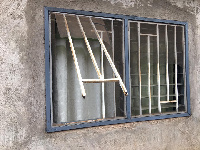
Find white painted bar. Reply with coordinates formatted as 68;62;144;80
63;15;86;98
160;100;177;103
138;23;142;115
82;78;119;83
174;26;179;112
147;35;151;114
76;16;102;79
157;24;161;113
165;25;170;102
111;20;116;117
100;31;105;119
89;17;128;96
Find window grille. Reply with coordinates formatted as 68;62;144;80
45;7;190;132
129;22;186;116
51;13;127;124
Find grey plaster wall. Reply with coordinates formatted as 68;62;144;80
0;0;200;149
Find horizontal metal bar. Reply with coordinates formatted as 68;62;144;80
140;33;157;36
129;20;185;26
133;104;181;110
130;73;184;76
131;83;183;87
132;94;184;99
129;51;183;54
160;100;177;103
82;78;119;83
95;30;112;33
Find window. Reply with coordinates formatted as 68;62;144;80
45;7;190;132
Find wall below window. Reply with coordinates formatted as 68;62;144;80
0;0;200;149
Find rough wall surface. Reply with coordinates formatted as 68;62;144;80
0;0;200;149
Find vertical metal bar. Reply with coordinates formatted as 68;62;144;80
147;35;151;114
165;25;170;102
174;26;179;112
182;26;187;112
185;23;191;115
89;17;128;96
157;25;161;113
100;32;105;119
63;15;86;98
45;7;52;131
76;16;102;79
128;21;130;117
112;20;116;117
125;19;131;119
138;23;142;115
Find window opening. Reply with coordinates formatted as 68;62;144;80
51;13;126;124
45;7;190;132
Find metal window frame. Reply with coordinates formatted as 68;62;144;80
45;7;191;132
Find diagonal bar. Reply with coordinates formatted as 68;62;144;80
89;17;128;96
63;15;86;98
76;16;102;79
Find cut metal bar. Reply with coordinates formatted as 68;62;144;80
76;16;102;79
63;15;86;98
82;78;119;83
100;31;105;119
182;26;187;111
89;17;128;96
165;25;170;102
138;22;142;115
147;35;151;114
157;24;161;113
91;30;112;33
174;26;179;112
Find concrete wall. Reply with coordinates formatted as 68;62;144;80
1;0;200;149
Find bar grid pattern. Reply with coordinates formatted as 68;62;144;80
45;7;190;132
130;22;186;116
